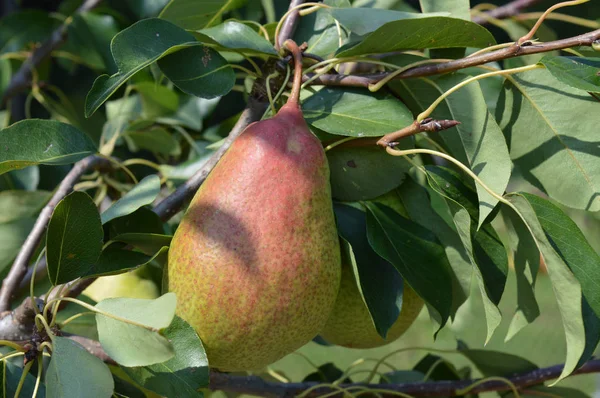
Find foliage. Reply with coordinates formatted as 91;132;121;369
0;0;599;396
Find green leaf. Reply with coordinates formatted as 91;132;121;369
419;0;470;21
125;126;181;156
84;244;169;278
460;348;538;377
85;18;199;117
392;73;511;226
134;82;180;117
302;88;413;137
157;45;235;99
413;354;462;381
112;233;172;255
56;295;98;340
364;201;453;330
0;190;50;224
380;370;425;384
101;175;161;224
293;0;351;57
123;316;209;397
334;203;404;339
46;336;114;398
159;0;244;30
3;361;45;397
0;218;35;274
336;17;495;57
497;67;600;212
303;363;349;383
508;193;589;382
330;8;448;36
328;144;411;201
95;293;177;366
0;120;97;175
46;191;103;285
106;207;166;238
521;193;600;320
506;385;591;398
425;166;508;342
0;10;57;55
193;20;277;55
540;56;600;93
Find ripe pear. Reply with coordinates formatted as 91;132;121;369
320;261;424;348
167;40;341;371
83;271;159;302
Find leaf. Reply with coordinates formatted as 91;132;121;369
3;361;45;397
85;18;200;117
123;316;209;397
0;166;39;192
84;244;168;278
125;126;181;156
56;295;99;340
336;17;495;57
425;166;508;342
303;363;350;383
46;336;114;398
0;120;97;175
364;201;453;330
506;385;591;398
0;10;57;55
540;56;600;93
157;45;235;99
330;8;448;36
460;348;538;377
302;87;413;137
101;175;161;224
46;191;103;285
193;20;277;55
111;233;173;255
380;370;425;384
95;293;177;366
0;218;35;273
419;0;470;21
159;0;244;30
334;203;404;338
328;144;411;201
496;67;600;212
293;0;351;57
106;207;166;238
134;82;180;117
0;190;50;223
413;354;462;381
508;193;589;382
393;73;511;226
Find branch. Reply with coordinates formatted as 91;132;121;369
209;359;600;397
153;97;268;221
306;29;600;88
377;118;461;147
1;0;103;103
0;155;111;312
276;0;305;51
472;0;544;25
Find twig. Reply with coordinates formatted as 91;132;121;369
472;0;544;25
0;155;111;312
377;119;460;147
1;0;103;103
0;298;40;341
306;29;600;88
153;97;268;221
276;0;305;51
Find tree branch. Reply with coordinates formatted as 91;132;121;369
153;97;268;221
306;29;600;88
472;0;544;25
1;0;103;103
276;0;305;51
0;155;111;312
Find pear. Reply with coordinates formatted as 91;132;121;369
83;271;159;302
320;260;424;349
167;40;341;371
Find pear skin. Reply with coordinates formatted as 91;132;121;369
167;41;341;371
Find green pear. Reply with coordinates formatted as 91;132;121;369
320;260;424;349
167;41;341;371
83;271;159;302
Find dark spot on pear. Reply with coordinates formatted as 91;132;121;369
346;160;357;168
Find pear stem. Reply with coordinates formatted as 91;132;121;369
283;39;303;107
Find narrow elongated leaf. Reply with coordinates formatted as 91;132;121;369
46;336;114;398
0;120;97;174
329;8;448;36
84;244;169;278
364;201;453;329
336;17;495;57
96;293;177;366
497;68;600;211
540;56;600;93
159;0;243;30
111;233;172;255
46;191;103;285
194;21;277;55
460;349;538;377
508;194;588;381
123;316;209;397
334;203;404;338
85;19;200;117
302;88;413;137
393;74;511;225
106;207;165;237
101;175;161;224
157;45;234;99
